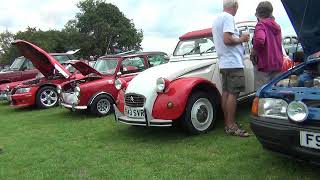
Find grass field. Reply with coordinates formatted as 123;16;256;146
0;101;319;179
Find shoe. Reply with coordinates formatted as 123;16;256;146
225;124;250;137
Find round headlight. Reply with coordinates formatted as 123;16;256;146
56;85;62;94
156;78;169;93
74;86;80;97
115;79;123;90
287;101;308;122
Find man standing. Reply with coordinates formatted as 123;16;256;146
213;0;250;137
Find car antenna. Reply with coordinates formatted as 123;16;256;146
289;0;308;86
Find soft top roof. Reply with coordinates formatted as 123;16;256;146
179;28;212;41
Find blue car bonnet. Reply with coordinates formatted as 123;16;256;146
281;0;320;58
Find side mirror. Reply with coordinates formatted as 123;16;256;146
116;71;122;76
293;51;305;62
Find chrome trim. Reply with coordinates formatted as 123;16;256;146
113;104;172;127
61;102;87;110
88;92;115;106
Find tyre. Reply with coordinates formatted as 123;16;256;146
181;91;216;135
90;95;113;116
36;86;59;109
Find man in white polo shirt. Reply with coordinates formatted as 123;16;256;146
213;0;250;137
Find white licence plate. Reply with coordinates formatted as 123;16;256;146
300;131;320;150
124;106;145;119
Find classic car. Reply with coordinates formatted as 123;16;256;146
8;40;84;109
59;52;169;116
251;0;320;164
0;53;76;84
113;21;294;135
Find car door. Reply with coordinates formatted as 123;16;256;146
21;59;39;80
239;26;255;95
119;56;147;82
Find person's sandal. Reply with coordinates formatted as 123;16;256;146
225;125;250;137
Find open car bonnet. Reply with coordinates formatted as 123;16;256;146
281;0;320;58
13;40;71;78
67;60;102;76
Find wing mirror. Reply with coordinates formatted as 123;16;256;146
293;51;305;62
20;66;27;71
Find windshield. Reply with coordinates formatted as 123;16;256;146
94;58;118;75
9;57;25;70
173;37;215;56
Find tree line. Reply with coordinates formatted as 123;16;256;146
0;0;143;65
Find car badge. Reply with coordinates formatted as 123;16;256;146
130;96;135;103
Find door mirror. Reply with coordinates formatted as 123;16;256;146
21;66;27;71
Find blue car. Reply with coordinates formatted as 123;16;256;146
251;0;320;164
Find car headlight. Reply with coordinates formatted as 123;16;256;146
74;86;80;97
16;87;31;94
156;77;170;93
287;101;308;122
114;79;127;90
258;98;288;119
56;85;62;94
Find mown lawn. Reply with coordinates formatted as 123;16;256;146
0;101;319;179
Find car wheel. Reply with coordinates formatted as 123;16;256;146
90;95;113;116
182;91;216;135
36;86;59;109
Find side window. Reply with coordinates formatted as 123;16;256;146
121;57;146;74
54;55;70;63
147;55;169;67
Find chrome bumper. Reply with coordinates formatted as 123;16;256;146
61;102;87;110
113;104;173;127
60;92;86;110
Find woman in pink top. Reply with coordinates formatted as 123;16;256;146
252;1;284;89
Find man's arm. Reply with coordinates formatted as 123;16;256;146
223;32;249;46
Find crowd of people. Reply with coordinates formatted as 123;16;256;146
213;0;284;137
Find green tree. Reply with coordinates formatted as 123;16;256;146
73;0;143;55
0;30;16;64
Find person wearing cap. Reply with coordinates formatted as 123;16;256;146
252;1;284;89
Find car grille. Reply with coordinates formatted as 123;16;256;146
125;94;145;107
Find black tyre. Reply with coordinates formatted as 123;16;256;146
90;95;114;116
181;91;216;135
36;86;59;109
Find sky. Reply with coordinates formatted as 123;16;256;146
0;0;296;54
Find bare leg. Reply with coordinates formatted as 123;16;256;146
225;93;237;128
221;91;228;121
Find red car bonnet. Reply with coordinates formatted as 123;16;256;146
68;61;102;76
13;40;71;79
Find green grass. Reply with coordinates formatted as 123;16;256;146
0;101;319;179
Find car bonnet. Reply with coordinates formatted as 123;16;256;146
281;0;320;58
13;40;71;78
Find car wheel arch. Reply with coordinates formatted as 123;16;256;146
88;92;115;107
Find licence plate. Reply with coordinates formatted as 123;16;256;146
124;106;145;119
300;131;320;150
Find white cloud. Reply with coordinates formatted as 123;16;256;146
0;0;295;54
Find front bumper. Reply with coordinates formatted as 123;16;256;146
113;105;173;127
251;116;320;164
10;93;34;107
60;92;87;110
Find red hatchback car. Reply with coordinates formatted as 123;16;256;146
8;40;85;109
59;52;169;116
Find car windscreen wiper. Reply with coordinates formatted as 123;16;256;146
182;46;200;56
200;46;215;55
